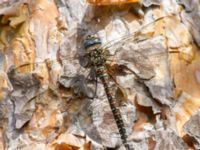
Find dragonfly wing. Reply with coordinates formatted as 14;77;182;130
87;98;136;148
106;34;174;106
58;60;97;99
112;35;167;80
101;14;176;54
76;100;103;145
66;74;95;98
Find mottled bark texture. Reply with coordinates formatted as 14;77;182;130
0;0;200;149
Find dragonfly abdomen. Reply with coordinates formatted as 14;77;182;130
96;65;131;150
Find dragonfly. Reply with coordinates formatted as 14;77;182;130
80;34;131;150
8;13;180;150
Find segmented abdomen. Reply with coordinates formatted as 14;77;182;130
96;65;131;150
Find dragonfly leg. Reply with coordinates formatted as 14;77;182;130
89;74;98;99
124;143;132;150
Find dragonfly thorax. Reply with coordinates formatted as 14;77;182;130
89;48;106;66
84;35;106;66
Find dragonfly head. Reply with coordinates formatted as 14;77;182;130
84;34;102;50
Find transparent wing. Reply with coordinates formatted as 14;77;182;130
68;72;98;99
100;14;179;80
101;13;177;51
7;63;101;144
12;59;93;99
104;36;167;81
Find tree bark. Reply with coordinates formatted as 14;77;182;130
0;0;200;149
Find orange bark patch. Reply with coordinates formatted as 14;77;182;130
87;0;140;5
54;143;79;150
174;93;200;136
171;47;200;136
171;48;200;98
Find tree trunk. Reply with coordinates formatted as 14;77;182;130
0;0;200;149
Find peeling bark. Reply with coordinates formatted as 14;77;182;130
0;0;200;149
